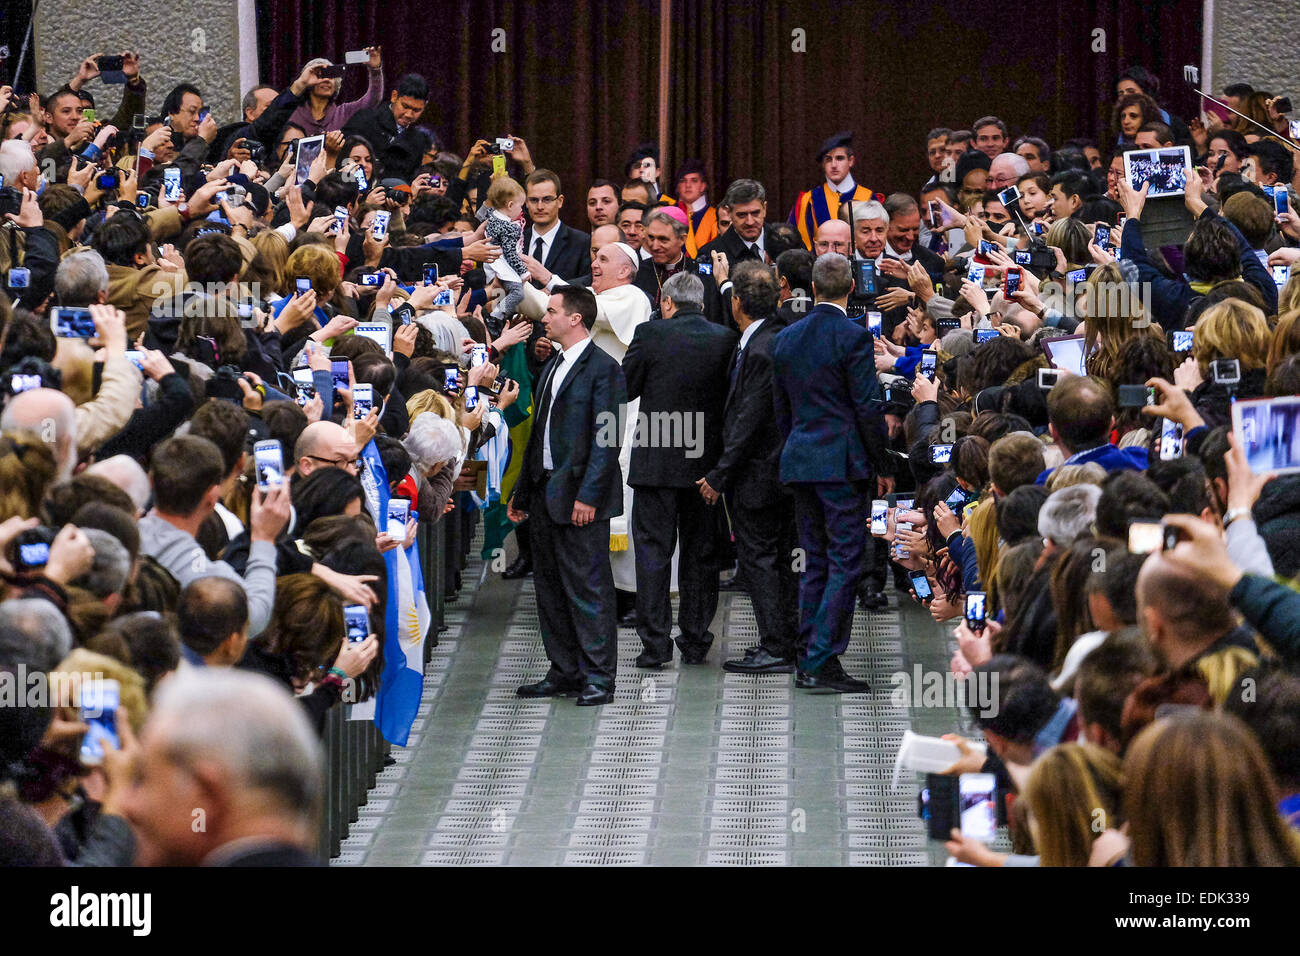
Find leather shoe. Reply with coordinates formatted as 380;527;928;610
575;684;614;706
516;676;583;698
635;650;672;669
858;590;888;611
722;646;794;674
501;554;533;580
796;658;870;694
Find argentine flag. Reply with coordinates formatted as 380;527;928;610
351;438;428;746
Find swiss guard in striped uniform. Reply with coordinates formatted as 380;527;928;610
674;158;718;258
788;132;882;250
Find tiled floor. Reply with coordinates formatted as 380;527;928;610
334;547;1002;866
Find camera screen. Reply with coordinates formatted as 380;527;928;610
387;498;410;538
344;605;369;643
959;773;997;841
1123;146;1191;198
1233;395;1300;475
930;443;952;464
443;367;460;392
1128;521;1164;555
975;328;999;343
79;680;121;766
1095;224;1111;247
911;572;933;600
254;442;284;489
18;542;49;567
1171;330;1193;352
964;592;986;624
1160;418;1184;460
53;308;96;338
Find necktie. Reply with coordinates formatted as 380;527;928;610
534;352;565;472
533;236;545;264
729;344;745;390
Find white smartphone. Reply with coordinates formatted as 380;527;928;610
344;604;369;643
253;439;285;490
352;383;374;420
355;323;391;354
387;497;410;538
959;772;997;842
870;499;888;535
344;49;370;65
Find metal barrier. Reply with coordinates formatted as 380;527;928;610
316;519;448;861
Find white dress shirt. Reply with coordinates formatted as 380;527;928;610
529;219;561;266
883;240;914;264
828;173;857;195
738;317;765;352
690;196;708;213
541;335;591;470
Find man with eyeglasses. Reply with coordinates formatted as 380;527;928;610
521;168;591;288
294;421;371;478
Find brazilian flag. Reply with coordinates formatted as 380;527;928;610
480;343;533;558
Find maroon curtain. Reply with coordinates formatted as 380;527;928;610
257;0;1201;223
257;0;658;228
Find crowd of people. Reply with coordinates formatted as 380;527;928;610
0;46;1299;867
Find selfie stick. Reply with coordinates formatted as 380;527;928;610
12;0;39;87
1196;89;1300;154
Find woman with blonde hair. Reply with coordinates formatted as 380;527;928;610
1044;218;1090;270
1188;298;1270;426
1082;262;1161;381
1022;743;1123;866
1124;710;1300;866
1266;308;1300;375
246;228;291;299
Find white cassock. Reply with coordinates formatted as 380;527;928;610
588;282;679;593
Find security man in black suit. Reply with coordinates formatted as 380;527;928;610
508;286;627;706
621;271;737;667
521;169;592;284
697;178;779;269
697;262;800;673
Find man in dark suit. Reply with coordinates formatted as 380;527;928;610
771;253;895;693
509;287;627;706
521;169;592;284
340;73;434;184
634;207;722;324
774;249;815;328
698;263;800;673
697;178;779;270
622;272;737;667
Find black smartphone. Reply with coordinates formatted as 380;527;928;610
1095;223;1111;248
1117;383;1156;408
918;350;938;381
909;570;934;601
855;259;877;296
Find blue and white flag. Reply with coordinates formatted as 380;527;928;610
353;439;426;746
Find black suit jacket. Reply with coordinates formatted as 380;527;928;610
340;105;432;183
205;841;323;867
513;340;626;523
524;222;591;284
705;318;788;508
621;309;737;487
633;254;724;325
697;224;778;269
